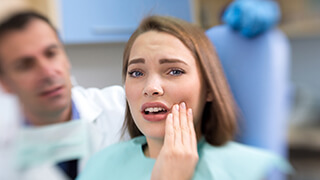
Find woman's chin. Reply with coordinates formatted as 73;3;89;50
144;131;165;141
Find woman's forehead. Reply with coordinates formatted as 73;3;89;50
129;31;195;64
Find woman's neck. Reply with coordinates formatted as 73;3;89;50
144;137;164;158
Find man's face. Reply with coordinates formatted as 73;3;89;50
0;19;72;117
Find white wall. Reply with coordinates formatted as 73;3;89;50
290;36;320;91
65;42;126;88
65;37;320;93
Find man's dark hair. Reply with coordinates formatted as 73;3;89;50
0;11;57;74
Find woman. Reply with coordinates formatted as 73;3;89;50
77;16;290;180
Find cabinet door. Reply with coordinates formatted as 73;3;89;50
59;0;193;44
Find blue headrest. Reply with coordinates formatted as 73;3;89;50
206;25;291;155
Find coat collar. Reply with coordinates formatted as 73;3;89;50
71;87;103;123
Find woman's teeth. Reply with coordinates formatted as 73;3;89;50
144;107;166;114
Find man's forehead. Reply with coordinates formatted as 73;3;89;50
0;20;59;59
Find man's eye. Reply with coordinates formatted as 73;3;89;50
128;70;144;77
15;58;34;71
45;50;57;58
168;69;185;76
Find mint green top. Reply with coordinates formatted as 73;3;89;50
77;136;291;180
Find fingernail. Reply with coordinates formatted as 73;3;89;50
175;104;179;111
188;108;192;115
181;102;186;109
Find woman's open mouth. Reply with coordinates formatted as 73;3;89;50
141;102;169;122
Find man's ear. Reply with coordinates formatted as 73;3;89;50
0;77;14;94
206;90;214;102
66;59;71;70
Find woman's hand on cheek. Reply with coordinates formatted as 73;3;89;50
151;102;198;180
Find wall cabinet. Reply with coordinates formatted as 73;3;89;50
58;0;194;44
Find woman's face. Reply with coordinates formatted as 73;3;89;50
125;31;210;140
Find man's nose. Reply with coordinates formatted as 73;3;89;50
37;58;56;76
36;58;57;81
143;77;164;97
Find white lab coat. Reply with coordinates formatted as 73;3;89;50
0;85;127;180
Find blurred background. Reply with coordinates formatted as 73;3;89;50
0;0;320;179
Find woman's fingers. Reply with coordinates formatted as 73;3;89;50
179;102;191;149
164;113;174;147
155;103;198;180
172;104;182;146
187;108;197;152
166;102;197;151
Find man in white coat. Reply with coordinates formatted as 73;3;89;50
0;11;127;180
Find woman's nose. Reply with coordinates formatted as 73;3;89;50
143;79;164;97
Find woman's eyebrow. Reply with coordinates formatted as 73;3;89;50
159;58;188;65
128;58;145;66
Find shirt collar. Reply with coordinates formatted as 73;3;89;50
24;99;79;126
71;99;80;120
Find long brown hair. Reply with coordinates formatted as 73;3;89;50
122;16;237;146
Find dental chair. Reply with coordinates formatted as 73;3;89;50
206;24;291;179
206;24;291;156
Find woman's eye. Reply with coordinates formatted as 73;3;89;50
168;69;185;76
128;70;144;78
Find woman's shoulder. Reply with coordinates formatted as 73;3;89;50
196;140;292;179
91;136;145;160
214;141;278;157
77;137;146;180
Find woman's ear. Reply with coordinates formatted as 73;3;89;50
206;90;214;102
